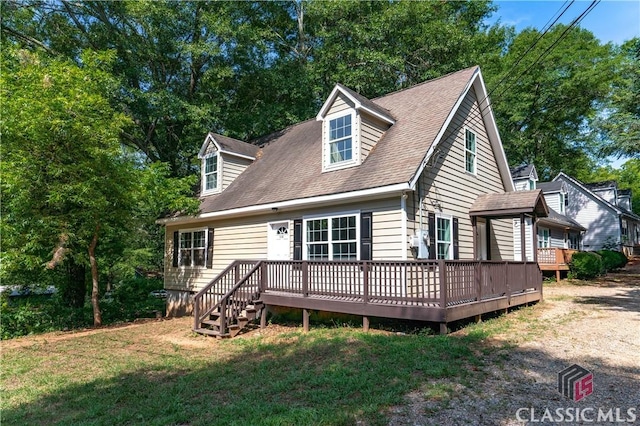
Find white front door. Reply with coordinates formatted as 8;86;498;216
268;221;290;260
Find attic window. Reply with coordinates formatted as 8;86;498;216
465;128;477;174
329;114;353;164
203;153;219;193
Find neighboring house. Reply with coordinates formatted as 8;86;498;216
551;174;640;255
158;66;547;322
511;165;585;262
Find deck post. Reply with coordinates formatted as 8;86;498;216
439;323;448;335
260;261;267;292
475;262;482;302
193;298;200;331
520;214;526;261
363;261;369;304
302;261;308;297
303;308;309;332
260;304;267;329
475;314;482;323
363;316;370;332
438;259;447;308
219;299;227;336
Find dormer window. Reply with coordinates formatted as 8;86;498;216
203;153;219;193
329;114;353;164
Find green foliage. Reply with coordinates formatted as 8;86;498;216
483;25;617;179
100;277;165;323
569;252;603;280
0;278;165;339
597;250;628;272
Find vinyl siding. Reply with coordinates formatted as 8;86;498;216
327;94;355;116
513;218;534;261
360;114;389;162
513;179;531;191
544;192;562;213
221;154;253;190
408;86;513;260
164;197;403;292
559;176;620;250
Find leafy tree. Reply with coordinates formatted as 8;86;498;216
1;47;134;325
483;25;617;180
595;38;640;159
580;159;640;215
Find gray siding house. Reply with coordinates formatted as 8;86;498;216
158;67;544;318
552;173;640;255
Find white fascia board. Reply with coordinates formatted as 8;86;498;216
156;182;411;226
197;133;218;159
316;85;394;125
218;149;255;161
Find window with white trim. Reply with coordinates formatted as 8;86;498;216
568;233;580;250
436;215;452;259
305;213;358;260
465;128;477;174
537;228;550;248
328;114;353;164
559;192;567;214
203;153;219;193
179;229;207;267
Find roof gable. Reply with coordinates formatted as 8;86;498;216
198;133;259;160
511;164;538;181
165;67;515;221
317;84;395;124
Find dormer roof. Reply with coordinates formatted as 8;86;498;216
316;83;396;124
198;133;259;160
538;181;565;193
510;164;538;181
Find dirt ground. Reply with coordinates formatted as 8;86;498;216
389;257;640;425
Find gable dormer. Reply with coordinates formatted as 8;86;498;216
511;164;538;191
538;180;568;214
198;133;259;196
316;84;395;172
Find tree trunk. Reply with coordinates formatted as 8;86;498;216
88;226;102;326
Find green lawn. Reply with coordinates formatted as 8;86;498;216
1;313;523;426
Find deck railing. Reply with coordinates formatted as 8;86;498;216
537;248;577;265
260;260;541;307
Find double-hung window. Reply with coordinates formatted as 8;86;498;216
180;229;206;267
537;228;550;248
328;114;353;165
203;153;218;192
305;213;358;260
436;215;453;259
465;128;477;174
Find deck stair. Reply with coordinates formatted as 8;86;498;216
193;260;263;338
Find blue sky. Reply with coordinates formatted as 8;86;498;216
489;0;640;45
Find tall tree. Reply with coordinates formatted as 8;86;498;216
595;38;640;160
1;47;134;325
483;25;616;179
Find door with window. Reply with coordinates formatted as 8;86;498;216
268;222;290;260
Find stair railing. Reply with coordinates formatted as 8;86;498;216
209;261;264;336
193;260;258;331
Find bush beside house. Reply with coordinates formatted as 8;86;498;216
569;250;628;279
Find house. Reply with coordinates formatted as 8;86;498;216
157;67;546;335
511;165;585;279
549;174;640;255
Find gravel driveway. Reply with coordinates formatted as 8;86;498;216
390;258;640;425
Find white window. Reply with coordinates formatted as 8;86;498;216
465;128;477;174
203;153;219;193
436;215;452;259
529;179;535;190
568;233;580;250
304;213;358;260
559;192;567;214
179;229;207;267
537;228;550;248
328;114;353;164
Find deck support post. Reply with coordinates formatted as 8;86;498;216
303;309;309;332
475;314;482;323
363;316;370;332
439;323;448;335
555;269;561;282
260;304;267;329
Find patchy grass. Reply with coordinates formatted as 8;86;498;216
1;318;492;426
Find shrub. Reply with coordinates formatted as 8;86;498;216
100;277;165;323
569;251;603;280
597;250;628;272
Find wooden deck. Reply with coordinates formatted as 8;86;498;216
193;260;543;337
538;248;577;281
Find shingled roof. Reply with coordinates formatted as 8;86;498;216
469;190;549;218
198;66;482;215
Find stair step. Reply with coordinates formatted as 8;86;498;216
201;318;221;327
194;328;229;338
